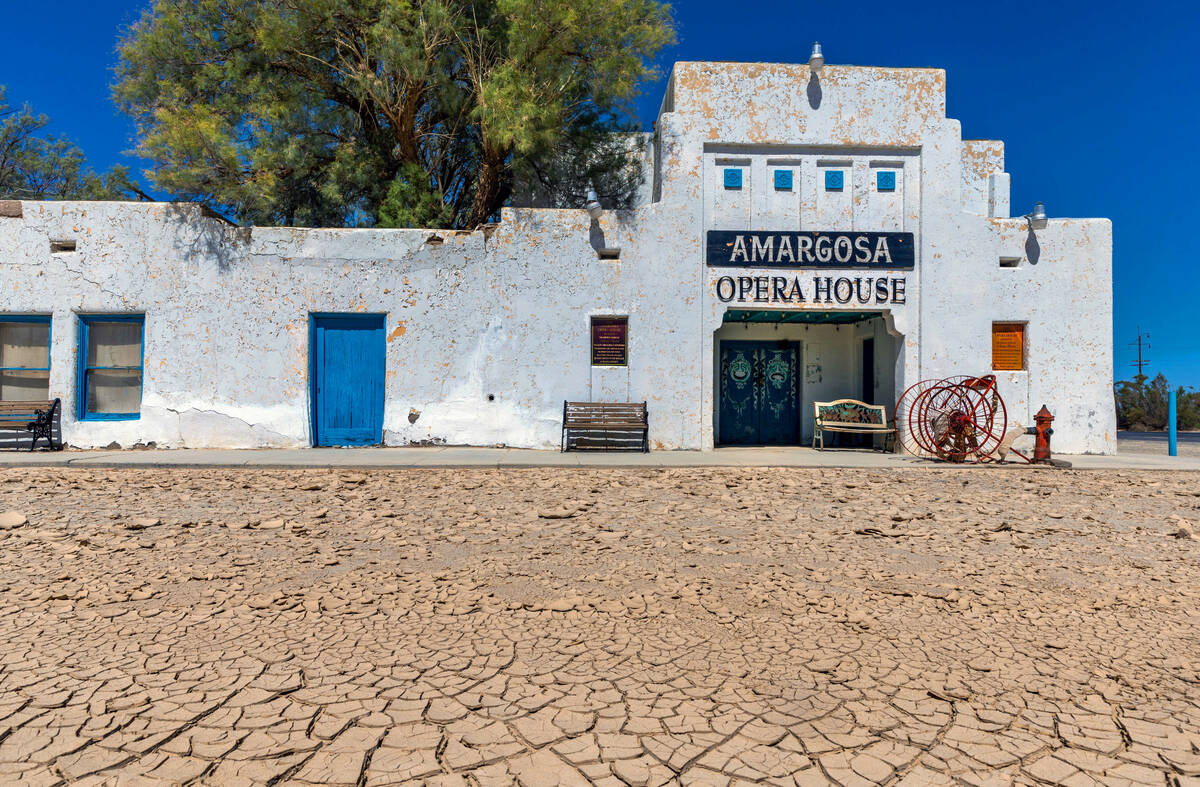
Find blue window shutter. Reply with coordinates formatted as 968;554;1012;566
877;170;896;191
824;170;843;190
723;168;742;189
75;318;85;420
774;170;793;191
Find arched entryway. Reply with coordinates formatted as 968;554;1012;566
713;310;901;446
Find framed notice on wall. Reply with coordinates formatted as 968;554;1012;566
590;316;628;366
992;323;1026;371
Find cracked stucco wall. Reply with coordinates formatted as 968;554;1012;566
0;62;1114;453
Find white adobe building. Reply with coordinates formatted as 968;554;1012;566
0;58;1115;453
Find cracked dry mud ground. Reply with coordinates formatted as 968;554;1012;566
1;468;1198;787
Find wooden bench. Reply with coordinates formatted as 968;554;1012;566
562;401;649;452
813;399;896;452
0;399;62;451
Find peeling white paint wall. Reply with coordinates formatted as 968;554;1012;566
0;60;1115;453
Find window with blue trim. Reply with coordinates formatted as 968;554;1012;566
77;315;144;420
824;170;844;191
774;170;793;191
723;168;743;189
0;316;51;401
877;170;897;191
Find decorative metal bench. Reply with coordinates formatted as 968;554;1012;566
562;401;649;452
813;399;896;451
0;399;63;451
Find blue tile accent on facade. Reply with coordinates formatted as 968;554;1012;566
773;170;793;191
877;170;897;191
824;170;844;190
723;168;742;189
76;314;144;421
310;314;386;446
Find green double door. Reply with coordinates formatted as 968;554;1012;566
718;341;801;446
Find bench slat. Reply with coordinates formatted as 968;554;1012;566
565;405;645;411
564;419;646;424
818;424;894;432
0;401;55;411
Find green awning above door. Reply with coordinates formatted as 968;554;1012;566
722;310;881;325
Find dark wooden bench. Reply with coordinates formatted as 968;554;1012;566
562;401;649;452
0;399;63;451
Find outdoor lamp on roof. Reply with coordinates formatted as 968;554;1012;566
584;189;603;221
1030;201;1047;229
808;42;824;73
1024;201;1047;230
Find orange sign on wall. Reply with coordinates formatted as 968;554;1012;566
992;323;1025;371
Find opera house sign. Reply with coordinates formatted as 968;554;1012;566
707;230;914;305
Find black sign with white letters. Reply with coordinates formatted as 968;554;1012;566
706;230;915;269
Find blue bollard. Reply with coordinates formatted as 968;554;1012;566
1169;390;1177;457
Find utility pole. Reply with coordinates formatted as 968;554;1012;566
1130;329;1150;391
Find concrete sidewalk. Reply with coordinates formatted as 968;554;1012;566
0;445;1197;471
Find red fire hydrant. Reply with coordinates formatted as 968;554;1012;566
1033;405;1054;463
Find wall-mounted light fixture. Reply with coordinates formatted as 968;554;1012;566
1021;202;1046;265
584;189;603;221
1023;201;1047;230
585;186;620;259
808;42;824;74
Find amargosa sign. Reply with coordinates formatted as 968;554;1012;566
706;230;914;269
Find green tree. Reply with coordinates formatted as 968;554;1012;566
1115;372;1168;430
1115;373;1200;431
1176;385;1200;431
0;87;133;201
114;0;674;229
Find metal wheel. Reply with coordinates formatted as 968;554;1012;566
897;375;1008;462
895;375;971;457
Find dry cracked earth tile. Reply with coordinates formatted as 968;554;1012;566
0;467;1197;786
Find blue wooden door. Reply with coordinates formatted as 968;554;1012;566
718;341;800;446
311;315;385;446
719;342;759;445
757;344;800;446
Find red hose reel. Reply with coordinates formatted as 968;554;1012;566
896;375;1050;464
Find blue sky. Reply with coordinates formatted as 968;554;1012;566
2;0;1198;387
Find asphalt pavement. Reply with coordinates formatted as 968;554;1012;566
1118;430;1200;443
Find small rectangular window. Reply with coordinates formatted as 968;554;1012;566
78;315;144;420
590;316;628;367
992;323;1025;371
999;257;1021;268
773;170;793;191
723;168;743;190
824;170;844;191
50;239;76;254
0;317;51;401
876;171;896;191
